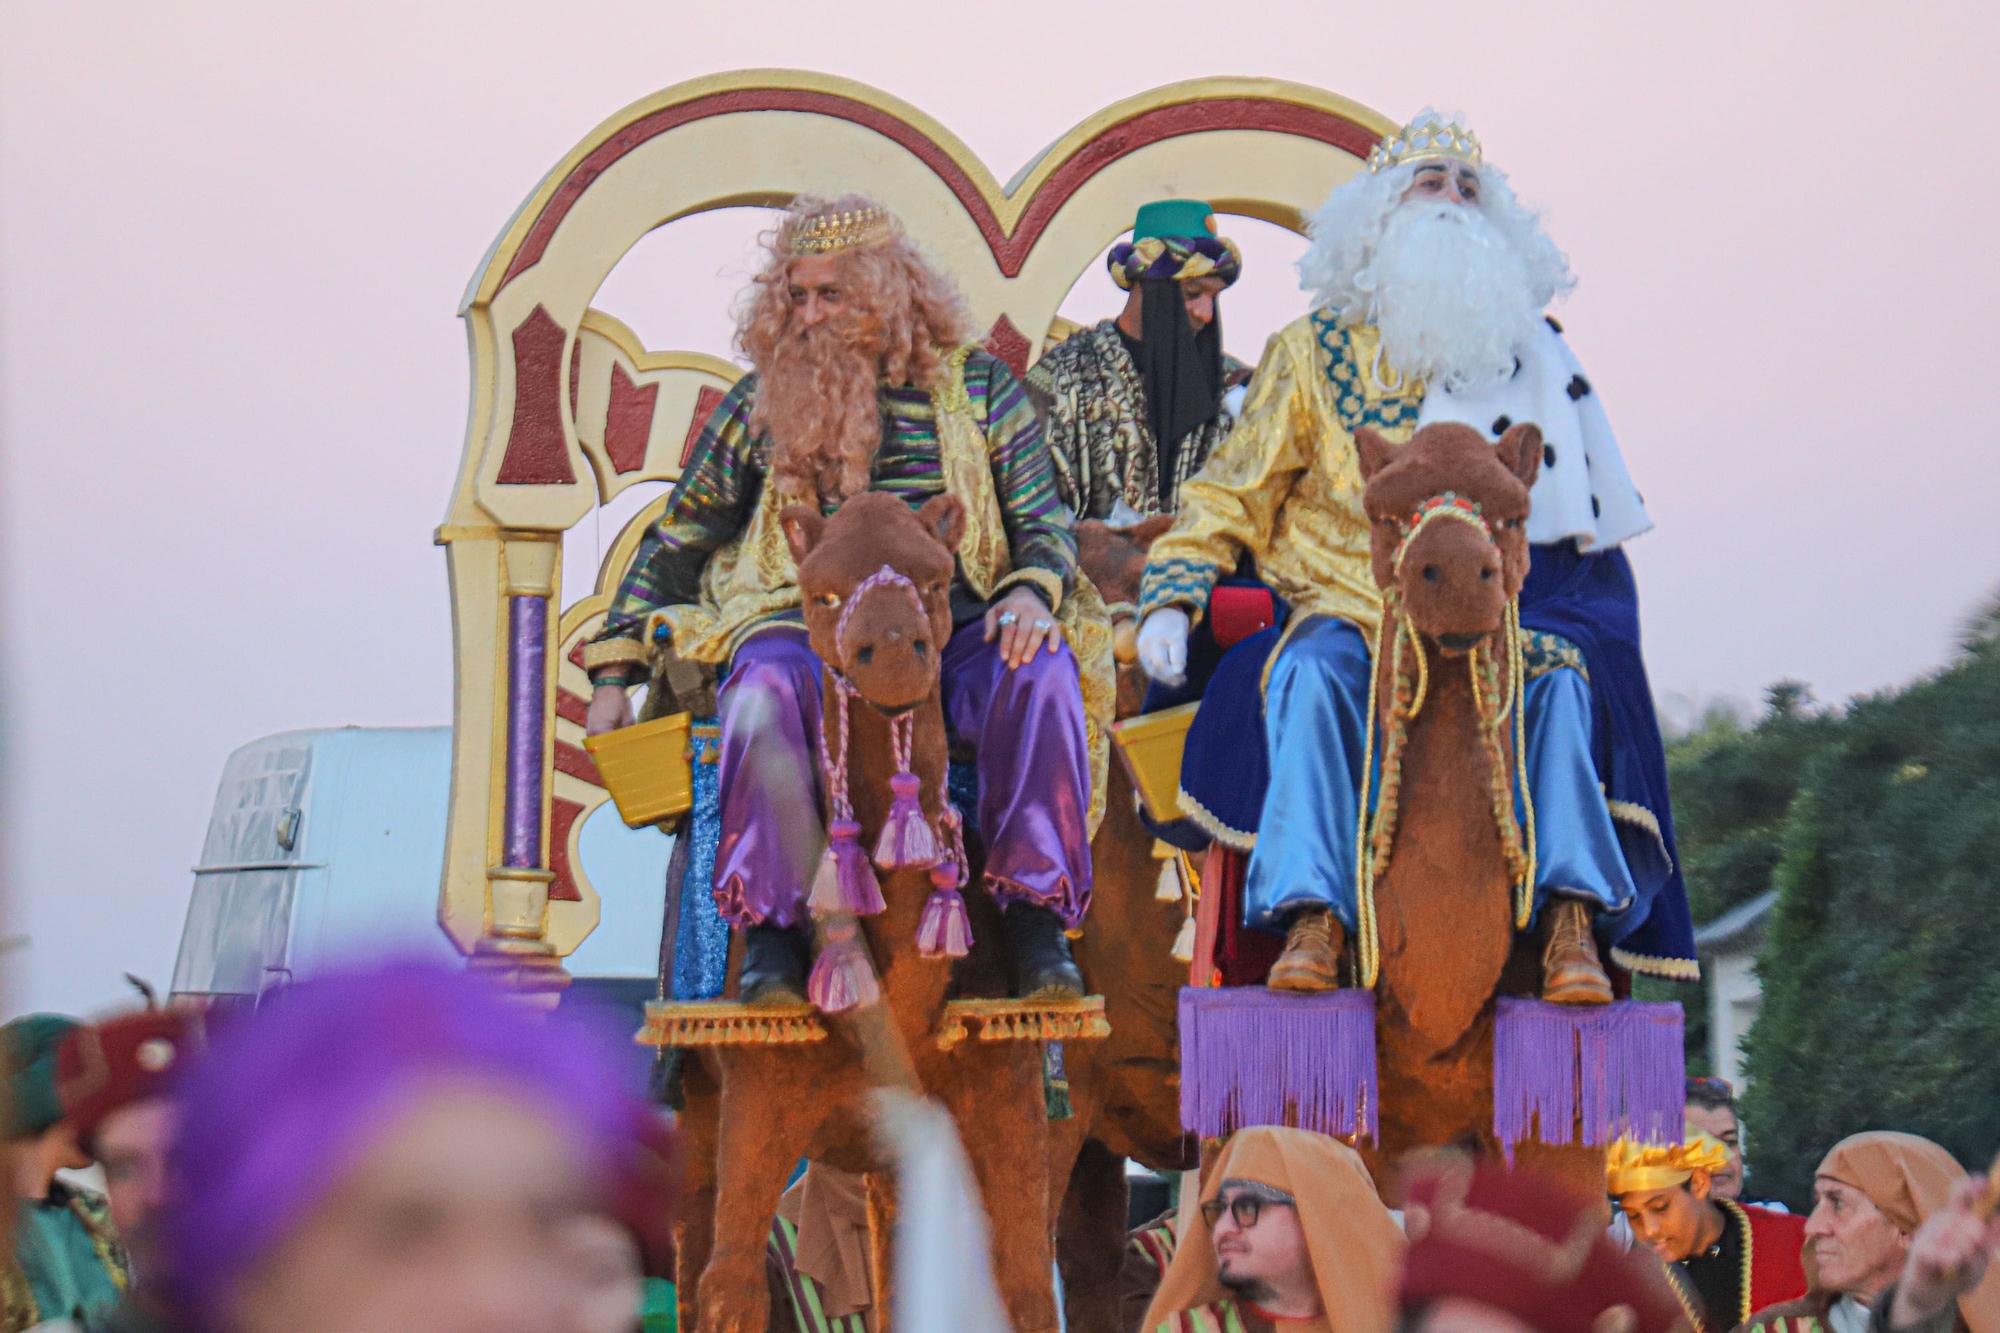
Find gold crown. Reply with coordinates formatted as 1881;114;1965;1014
789;206;893;255
1367;116;1483;174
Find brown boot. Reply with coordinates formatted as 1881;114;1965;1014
1267;908;1343;992
1541;900;1613;1005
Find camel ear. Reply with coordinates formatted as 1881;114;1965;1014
1354;427;1397;482
916;494;966;552
1128;513;1175;548
780;505;826;565
1495;422;1543;492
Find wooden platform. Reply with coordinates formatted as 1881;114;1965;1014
639;994;1110;1051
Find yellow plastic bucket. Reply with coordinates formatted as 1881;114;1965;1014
584;712;695;828
1109;702;1199;824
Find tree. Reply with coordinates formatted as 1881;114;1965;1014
1737;644;2000;1204
1638;689;1840;1074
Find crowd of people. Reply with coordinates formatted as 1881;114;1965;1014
5;966;1994;1333
2;963;674;1332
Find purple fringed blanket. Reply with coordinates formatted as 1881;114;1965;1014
1492;998;1683;1156
1177;987;1378;1141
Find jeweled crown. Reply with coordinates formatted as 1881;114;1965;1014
789;206;893;255
1366;113;1483;175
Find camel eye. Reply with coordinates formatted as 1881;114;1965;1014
818;592;842;608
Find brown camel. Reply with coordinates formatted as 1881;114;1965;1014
1051;515;1197;1333
673;491;1060;1332
1350;419;1604;1204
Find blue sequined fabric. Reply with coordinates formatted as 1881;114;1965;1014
670;721;730;1000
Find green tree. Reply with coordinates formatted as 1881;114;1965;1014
1738;644;2000;1204
1638;684;1839;1072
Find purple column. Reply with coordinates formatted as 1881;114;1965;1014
503;593;548;868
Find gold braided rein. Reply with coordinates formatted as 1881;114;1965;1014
1354;578;1537;986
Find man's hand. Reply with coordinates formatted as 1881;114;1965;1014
984;587;1059;669
586;683;635;736
1888;1176;2000;1329
1137;607;1190;685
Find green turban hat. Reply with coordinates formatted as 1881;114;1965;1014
4;1014;79;1138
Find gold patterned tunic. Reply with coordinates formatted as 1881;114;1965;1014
1137;311;1423;635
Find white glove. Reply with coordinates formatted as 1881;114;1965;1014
1137;607;1191;686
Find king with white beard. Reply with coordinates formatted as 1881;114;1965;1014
1135;110;1695;995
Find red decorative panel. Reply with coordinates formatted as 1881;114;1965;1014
548;795;585;901
681;385;726;467
605;362;659;474
501;89;1381;288
568;639;590;671
983;315;1032;378
496;305;577;485
555;738;602;788
556;689;590;728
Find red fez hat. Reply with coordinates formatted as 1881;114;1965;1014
1399;1158;1692;1333
57;1008;206;1152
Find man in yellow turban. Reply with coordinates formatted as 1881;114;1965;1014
1609;1131;1808;1329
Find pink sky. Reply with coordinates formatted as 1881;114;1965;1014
4;2;1997;1016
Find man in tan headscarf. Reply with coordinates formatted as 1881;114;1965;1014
1142;1126;1404;1332
1743;1132;2000;1333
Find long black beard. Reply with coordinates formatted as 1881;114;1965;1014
1134;280;1223;509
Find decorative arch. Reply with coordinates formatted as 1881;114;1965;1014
436;69;1394;988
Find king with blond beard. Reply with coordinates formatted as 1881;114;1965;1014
584;196;1094;1003
1135;110;1695;996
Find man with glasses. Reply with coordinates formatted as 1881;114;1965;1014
1141;1126;1404;1331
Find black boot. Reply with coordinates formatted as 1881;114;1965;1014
1002;904;1085;999
737;923;811;1006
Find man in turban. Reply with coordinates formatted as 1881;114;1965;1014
586;194;1106;1004
1134;108;1694;996
1141;1125;1404;1332
1608;1132;1808;1328
1743;1132;2000;1333
160;960;668;1333
57;1005;207;1333
1028;199;1247;520
1;1013;127;1328
1399;1156;1692;1332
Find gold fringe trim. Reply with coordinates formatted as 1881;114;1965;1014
1175;785;1257;851
1607;797;1674;872
934;996;1111;1052
1610;947;1701;981
638;1000;828;1048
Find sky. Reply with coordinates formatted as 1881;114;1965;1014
3;1;1997;1017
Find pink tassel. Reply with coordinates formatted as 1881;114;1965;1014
810;818;886;918
873;772;941;869
915;862;973;959
807;921;880;1014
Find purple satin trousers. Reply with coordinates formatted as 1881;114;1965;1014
710;623;1092;930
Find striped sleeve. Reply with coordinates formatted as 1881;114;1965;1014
971;351;1077;608
585;376;761;684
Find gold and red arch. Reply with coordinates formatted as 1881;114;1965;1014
437;69;1393;987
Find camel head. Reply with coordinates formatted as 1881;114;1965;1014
1356;421;1541;657
1077;513;1174;714
783;491;961;713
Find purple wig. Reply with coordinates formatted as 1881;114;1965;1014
162;959;637;1324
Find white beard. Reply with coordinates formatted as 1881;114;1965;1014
1362;200;1545;391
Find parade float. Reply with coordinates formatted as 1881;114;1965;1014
436;70;1687;1332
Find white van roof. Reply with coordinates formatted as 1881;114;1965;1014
172;726;668;1000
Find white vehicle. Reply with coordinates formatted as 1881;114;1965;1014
171;726;670;1031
